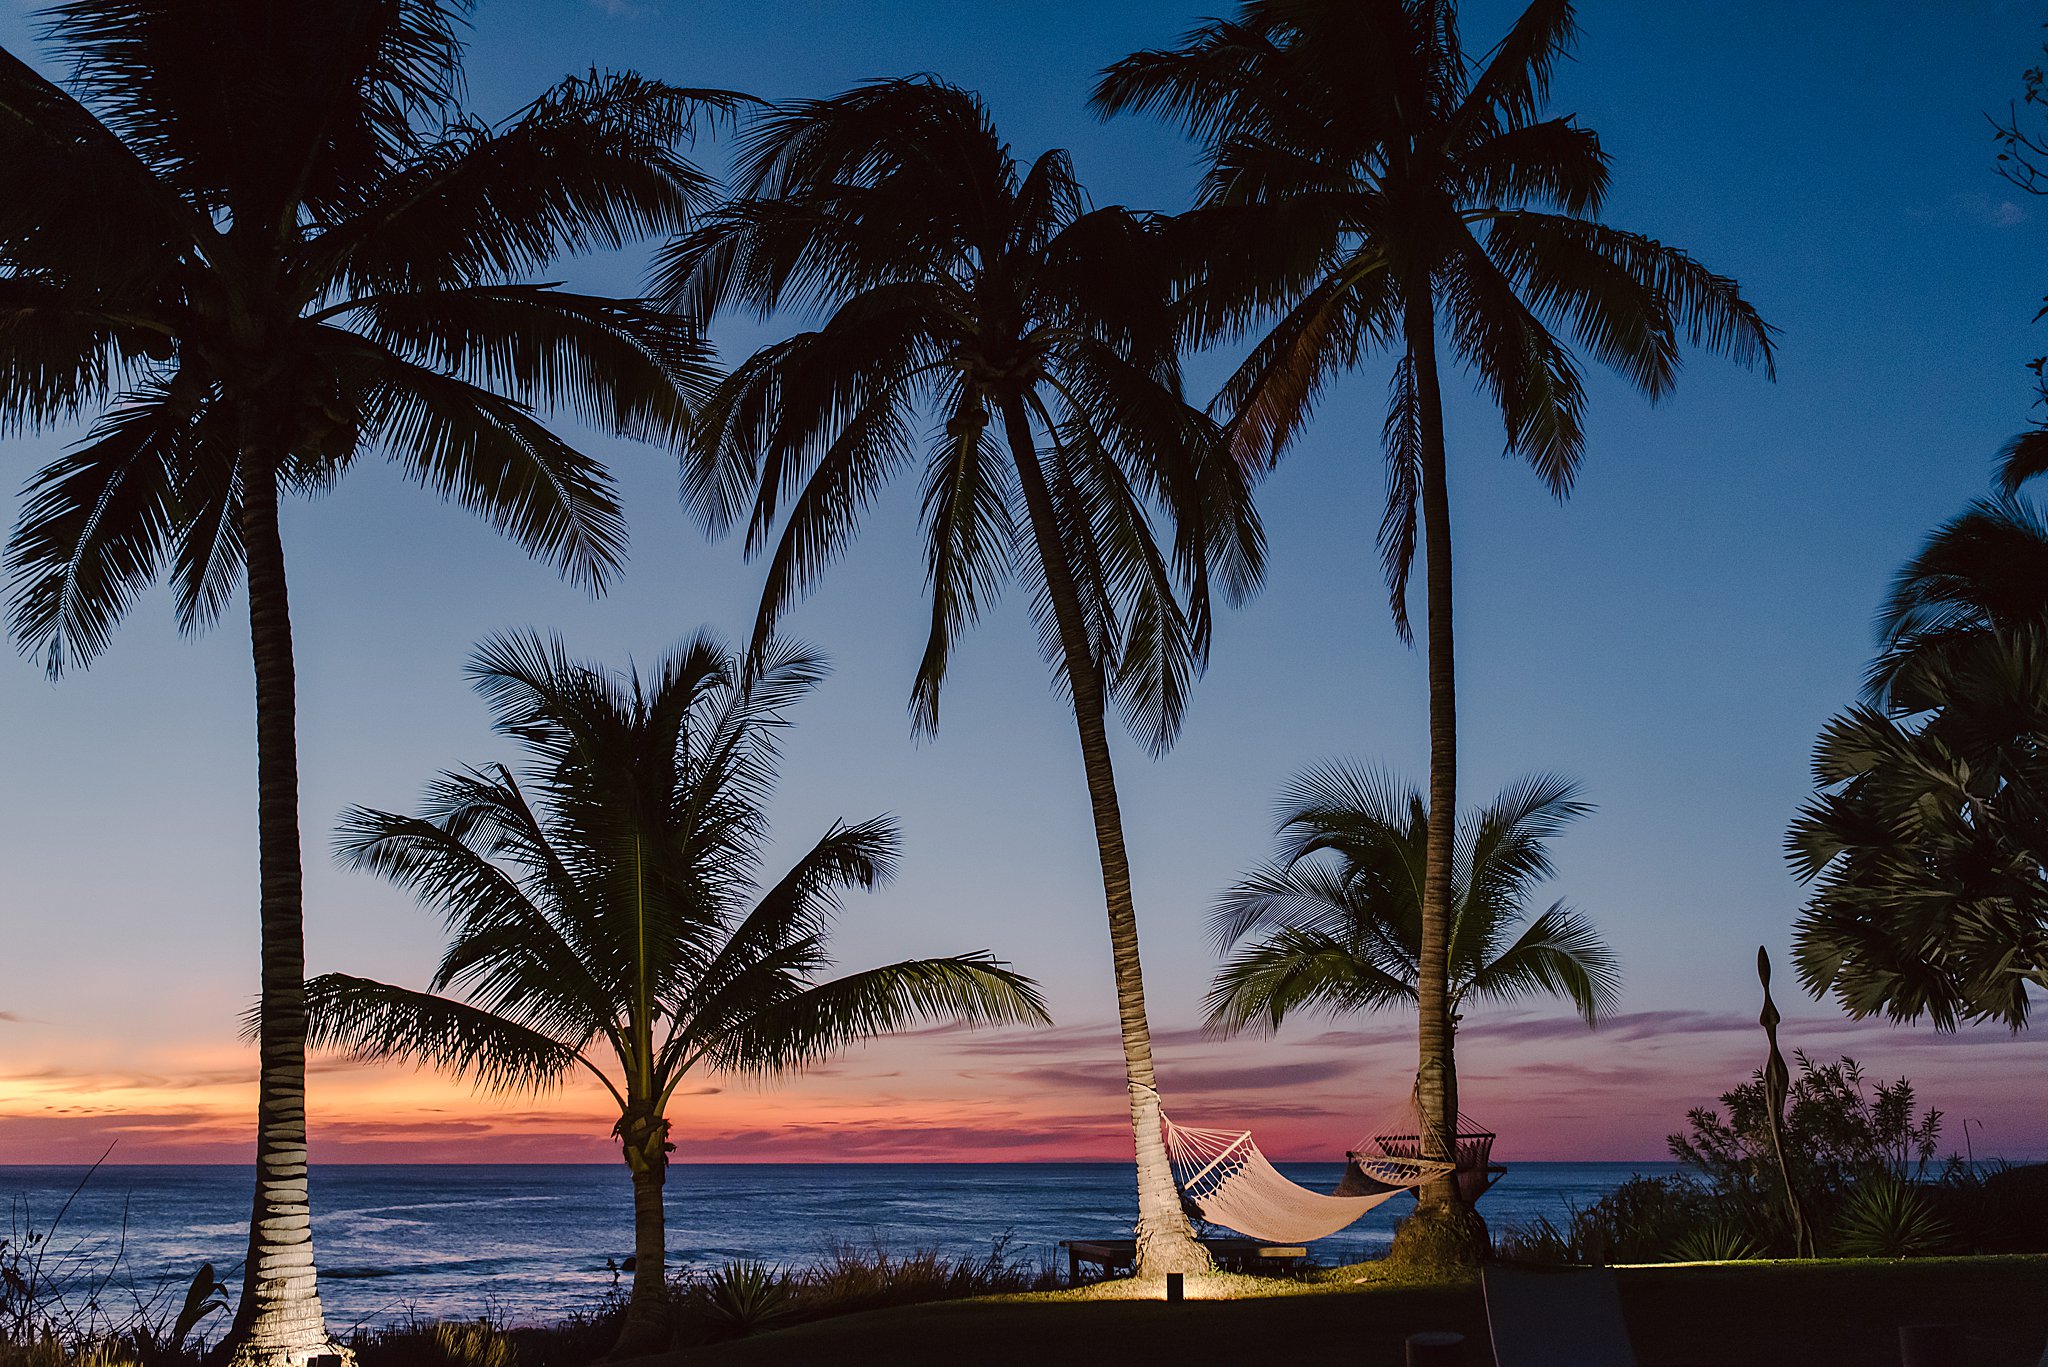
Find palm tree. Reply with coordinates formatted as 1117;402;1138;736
1205;765;1618;1044
0;7;726;1358
1791;497;2048;1030
1866;494;2048;709
307;630;1049;1356
1095;0;1772;1257
651;78;1261;1276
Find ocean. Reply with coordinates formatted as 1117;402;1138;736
0;1162;1682;1331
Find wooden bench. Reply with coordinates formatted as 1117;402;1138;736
1059;1237;1310;1282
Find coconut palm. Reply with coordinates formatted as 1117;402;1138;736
651;78;1261;1275
1866;495;2048;709
307;630;1049;1356
0;6;726;1357
1206;764;1617;1038
1791;497;2048;1030
1095;0;1772;1255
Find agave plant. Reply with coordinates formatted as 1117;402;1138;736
1832;1179;1953;1259
1669;1217;1765;1264
694;1261;797;1340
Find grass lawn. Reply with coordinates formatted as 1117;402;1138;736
651;1256;2048;1367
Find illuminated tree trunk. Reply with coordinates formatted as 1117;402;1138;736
1001;400;1209;1278
613;1113;672;1359
1389;289;1485;1265
227;468;349;1367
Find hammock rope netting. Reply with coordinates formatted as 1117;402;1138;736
1161;1107;1499;1245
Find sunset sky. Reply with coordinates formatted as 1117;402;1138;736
3;0;2045;1167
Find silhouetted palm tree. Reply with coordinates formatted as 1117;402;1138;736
653;77;1261;1275
0;6;725;1356
1866;495;2048;708
1096;0;1772;1256
1206;765;1617;1038
1791;497;2048;1030
308;630;1048;1356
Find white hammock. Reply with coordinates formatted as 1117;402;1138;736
1163;1115;1455;1244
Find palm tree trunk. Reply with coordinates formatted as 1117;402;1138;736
1390;287;1483;1264
613;1150;670;1358
227;469;346;1367
999;398;1208;1278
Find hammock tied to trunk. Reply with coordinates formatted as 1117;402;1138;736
1161;1111;1458;1245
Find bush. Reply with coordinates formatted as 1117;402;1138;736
1496;1176;1730;1265
1926;1162;2048;1255
1670;1053;1943;1220
1669;1218;1766;1263
667;1236;1062;1346
691;1261;795;1342
1831;1179;1952;1258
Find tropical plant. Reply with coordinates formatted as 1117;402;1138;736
0;6;729;1359
1205;766;1618;1042
1832;1178;1952;1259
304;630;1049;1355
1790;497;2048;1029
1493;1175;1719;1267
1095;0;1773;1258
651;77;1261;1275
692;1262;795;1342
1668;1217;1765;1264
1671;1052;1943;1234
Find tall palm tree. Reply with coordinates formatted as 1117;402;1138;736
1791;496;2048;1030
1095;0;1772;1257
306;630;1049;1357
652;78;1262;1275
1205;764;1618;1039
0;7;727;1358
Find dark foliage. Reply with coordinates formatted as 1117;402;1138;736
1790;499;2048;1029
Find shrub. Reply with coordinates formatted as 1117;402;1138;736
665;1236;1062;1347
1497;1176;1725;1265
1930;1162;2048;1254
1670;1054;1941;1216
691;1261;795;1342
1831;1178;1953;1258
1668;1217;1766;1263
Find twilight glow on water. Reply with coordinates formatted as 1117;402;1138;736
1;1163;1680;1328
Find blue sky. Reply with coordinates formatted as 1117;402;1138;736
1;0;2043;1162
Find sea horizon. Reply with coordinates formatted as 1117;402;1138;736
0;1161;1703;1328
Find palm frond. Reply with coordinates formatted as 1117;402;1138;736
1380;351;1423;643
1205;925;1415;1036
348;344;627;591
324;71;742;294
1451;0;1580;143
1463;901;1619;1023
695;953;1049;1076
303;972;585;1095
48;0;465;222
910;387;1015;736
6;385;194;675
344;285;713;447
1997;426;2048;495
0;42;210;288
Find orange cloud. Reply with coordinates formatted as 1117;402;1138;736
3;1011;2041;1166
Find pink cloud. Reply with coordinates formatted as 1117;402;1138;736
4;1010;2041;1165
